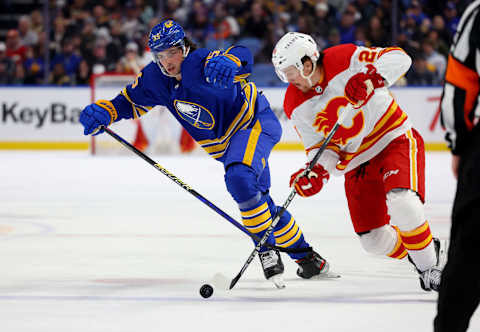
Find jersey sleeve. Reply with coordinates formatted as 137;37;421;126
110;62;167;121
224;45;253;80
352;46;412;87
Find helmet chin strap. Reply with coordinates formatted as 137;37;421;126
299;61;317;88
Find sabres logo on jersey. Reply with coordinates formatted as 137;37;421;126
174;100;215;130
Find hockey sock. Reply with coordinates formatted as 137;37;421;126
239;195;275;251
266;197;309;260
387;225;408;259
400;221;436;271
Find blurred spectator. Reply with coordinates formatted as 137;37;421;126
406;54;436;85
122;1;144;40
18;15;39;47
92;5;110;29
79;19;97;59
69;0;91;22
75;59;91;85
297;15;314;35
185;0;214;47
206;2;239;50
134;0;155;25
426;29;449;57
12;63;26;85
51;38;82;78
117;42;143;74
49;63;71;85
406;0;428;26
326;28;341;48
30;10;44;35
243;2;271;40
108;21;129;64
338;4;358;44
225;0;248;26
352;0;378;26
103;0;123;21
5;29;27;65
422;38;446;84
24;45;45;84
443;2;460;37
51;16;68;54
163;0;188;24
0;42;15;84
395;30;420;57
366;15;388;46
312;2;336;48
88;40;115;74
432;15;451;44
354;25;368;46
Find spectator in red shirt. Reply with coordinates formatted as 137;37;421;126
5;29;27;65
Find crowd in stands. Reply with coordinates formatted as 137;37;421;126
0;0;469;86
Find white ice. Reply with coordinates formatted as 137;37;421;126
0;150;477;332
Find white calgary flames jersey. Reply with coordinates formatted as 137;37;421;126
284;44;413;175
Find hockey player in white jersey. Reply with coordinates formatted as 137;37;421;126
272;32;444;292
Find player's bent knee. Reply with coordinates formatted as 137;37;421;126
386;189;425;231
358;225;397;255
225;163;259;203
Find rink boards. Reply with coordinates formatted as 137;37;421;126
0;86;447;151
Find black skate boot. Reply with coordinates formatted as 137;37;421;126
259;249;285;288
295;251;330;279
408;238;445;292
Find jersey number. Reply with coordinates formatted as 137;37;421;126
132;72;142;89
358;50;377;63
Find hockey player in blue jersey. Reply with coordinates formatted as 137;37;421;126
79;19;331;288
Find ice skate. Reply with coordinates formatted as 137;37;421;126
295;251;339;279
259;249;285;289
409;238;446;292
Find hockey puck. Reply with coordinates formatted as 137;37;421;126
199;284;214;298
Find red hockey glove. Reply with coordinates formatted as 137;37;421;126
289;163;330;197
344;64;385;105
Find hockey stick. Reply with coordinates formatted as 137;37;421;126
229;102;357;290
101;126;311;254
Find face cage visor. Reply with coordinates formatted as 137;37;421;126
274;62;304;83
152;43;189;77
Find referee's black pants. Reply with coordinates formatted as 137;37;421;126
434;127;480;332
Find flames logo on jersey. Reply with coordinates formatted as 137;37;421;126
174;100;215;130
313;97;365;146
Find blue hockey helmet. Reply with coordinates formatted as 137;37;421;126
149;20;190;76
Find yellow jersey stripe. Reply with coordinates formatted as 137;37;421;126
243;120;262;166
406;129;418;192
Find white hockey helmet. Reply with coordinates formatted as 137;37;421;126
272;32;320;83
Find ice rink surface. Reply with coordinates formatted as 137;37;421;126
0;150;478;332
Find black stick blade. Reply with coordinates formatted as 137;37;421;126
229;274;241;289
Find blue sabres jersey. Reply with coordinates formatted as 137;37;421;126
110;46;263;161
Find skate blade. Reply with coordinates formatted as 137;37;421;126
269;274;286;289
311;271;341;279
